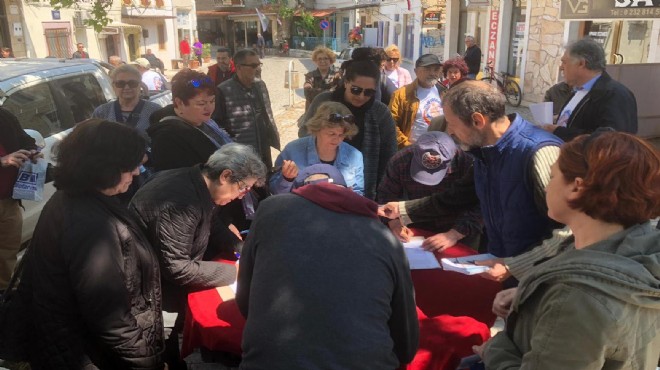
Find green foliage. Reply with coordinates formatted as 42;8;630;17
202;43;212;58
295;11;321;37
50;0;112;33
265;0;295;20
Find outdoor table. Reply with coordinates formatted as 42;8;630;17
182;238;501;370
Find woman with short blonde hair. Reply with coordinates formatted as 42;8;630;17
304;46;340;109
383;44;412;89
270;101;364;194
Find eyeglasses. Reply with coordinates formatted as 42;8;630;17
113;80;140;89
240;63;263;68
316;57;330;62
328;113;355;124
236;178;252;195
387;57;399;63
348;85;376;98
188;77;213;88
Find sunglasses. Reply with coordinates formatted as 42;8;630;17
328;113;355;124
387;57;400;62
240;63;263;68
114;80;140;88
348;85;376;98
188;77;213;88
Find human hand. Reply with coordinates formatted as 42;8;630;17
228;223;242;241
492;288;517;318
29;150;43;164
387;219;413;242
540;124;558;133
476;258;511;282
472;341;487;359
377;202;400;219
281;160;299;181
1;149;32;168
421;229;464;252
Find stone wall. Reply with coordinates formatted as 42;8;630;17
523;0;564;103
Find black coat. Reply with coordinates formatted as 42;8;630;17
129;166;237;313
554;71;637;141
25;191;164;369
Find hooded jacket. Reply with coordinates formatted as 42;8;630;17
484;222;660;370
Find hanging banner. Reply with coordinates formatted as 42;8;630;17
486;9;499;65
560;0;660;20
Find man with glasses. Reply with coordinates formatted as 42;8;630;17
207;47;235;86
72;42;89;58
213;48;280;168
389;53;445;148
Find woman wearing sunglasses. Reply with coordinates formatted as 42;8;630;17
303;46;340;110
92;64;162;139
271;101;364;195
299;60;397;199
383;44;412;91
475;131;660;369
148;69;231;172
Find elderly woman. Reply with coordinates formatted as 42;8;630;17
148;69;231;172
477;130;660;369
440;56;468;89
23;119;164;369
303;46;340;110
92;64;162;139
383;44;412;91
299;60;397;199
129;143;266;369
271;101;364;195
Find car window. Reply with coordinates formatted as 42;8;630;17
3;82;70;138
340;49;352;60
51;74;106;124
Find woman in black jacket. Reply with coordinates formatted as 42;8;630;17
24;119;165;369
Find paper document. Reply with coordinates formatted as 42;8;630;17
403;240;441;270
440;253;496;275
217;281;237;301
402;236;425;249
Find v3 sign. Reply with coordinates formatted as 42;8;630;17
320;20;330;30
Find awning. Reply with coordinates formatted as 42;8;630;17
197;10;232;17
294;9;337;17
122;14;176;19
101;22;142;35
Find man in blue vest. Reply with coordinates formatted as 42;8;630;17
381;81;562;273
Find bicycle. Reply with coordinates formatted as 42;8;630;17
479;61;522;107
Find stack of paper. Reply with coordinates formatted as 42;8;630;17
440;253;496;275
403;237;441;270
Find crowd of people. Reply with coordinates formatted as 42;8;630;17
0;35;658;370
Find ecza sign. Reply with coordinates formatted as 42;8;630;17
486;10;499;65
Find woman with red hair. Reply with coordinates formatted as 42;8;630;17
441;56;468;89
477;129;660;369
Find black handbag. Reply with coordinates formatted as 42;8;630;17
0;247;33;362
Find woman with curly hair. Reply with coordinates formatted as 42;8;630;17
441;56;468;89
303;46;340;110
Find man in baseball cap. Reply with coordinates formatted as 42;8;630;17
377;131;482;251
390;53;444;148
132;57;167;91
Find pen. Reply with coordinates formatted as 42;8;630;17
234;251;241;259
239;229;249;236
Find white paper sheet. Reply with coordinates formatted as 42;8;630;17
402;236;425;249
404;247;441;270
440;253;496;275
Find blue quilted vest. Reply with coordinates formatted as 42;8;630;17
470;114;563;258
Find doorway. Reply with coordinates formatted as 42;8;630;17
583;20;651;64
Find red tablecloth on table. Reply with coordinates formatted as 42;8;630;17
182;242;501;370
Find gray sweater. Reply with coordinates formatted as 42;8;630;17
236;192;419;369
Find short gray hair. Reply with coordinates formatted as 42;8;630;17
233;49;258;65
202;143;267;186
110;64;141;81
442;80;506;124
566;38;606;71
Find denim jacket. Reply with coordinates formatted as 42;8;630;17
270;136;364;195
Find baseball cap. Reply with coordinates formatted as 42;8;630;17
410;132;457;186
415;54;442;68
131;57;151;69
292;164;347;189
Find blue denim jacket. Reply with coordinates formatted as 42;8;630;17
270;136;364;195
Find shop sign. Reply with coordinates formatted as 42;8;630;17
560;0;660;20
423;11;441;25
486;9;499;65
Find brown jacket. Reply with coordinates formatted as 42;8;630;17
388;80;444;148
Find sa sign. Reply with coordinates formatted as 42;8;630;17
320;20;329;30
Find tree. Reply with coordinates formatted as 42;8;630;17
50;0;113;32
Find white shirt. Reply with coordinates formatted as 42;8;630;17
387;69;399;89
142;70;164;91
410;85;442;143
556;89;587;127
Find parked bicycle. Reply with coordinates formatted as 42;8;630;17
480;61;522;107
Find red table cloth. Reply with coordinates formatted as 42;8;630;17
182;243;501;370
